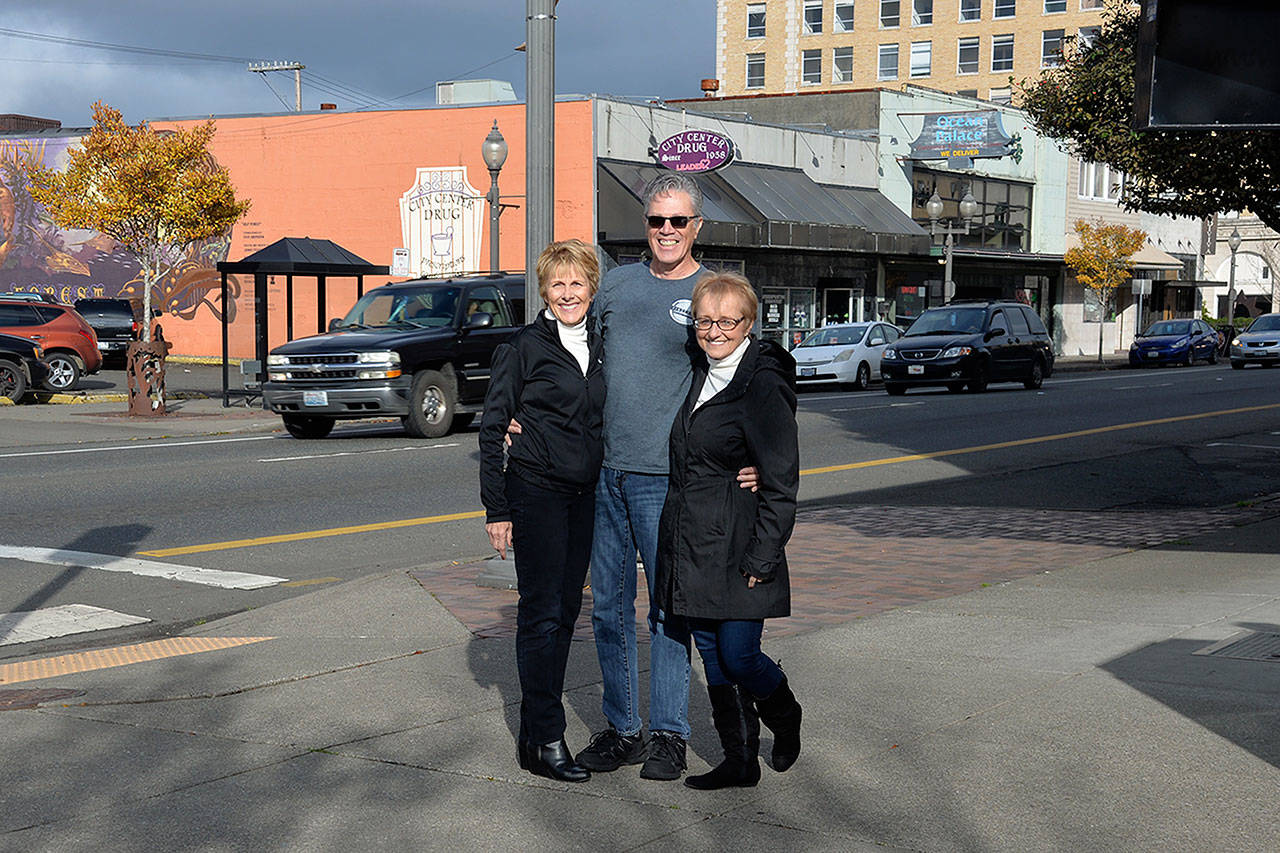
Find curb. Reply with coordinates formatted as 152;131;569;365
28;390;211;406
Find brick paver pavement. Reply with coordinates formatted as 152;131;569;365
412;504;1251;642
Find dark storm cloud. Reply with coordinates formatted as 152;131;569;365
2;1;714;126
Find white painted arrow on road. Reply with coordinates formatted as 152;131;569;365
0;546;287;590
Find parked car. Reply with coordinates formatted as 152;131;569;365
1129;318;1218;367
263;274;526;439
0;298;102;391
0;332;50;402
1229;313;1280;369
792;321;902;390
74;297;140;365
880;301;1054;395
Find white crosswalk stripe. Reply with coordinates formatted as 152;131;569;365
1;604;150;646
0;546;287;590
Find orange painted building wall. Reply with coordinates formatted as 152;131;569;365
156;99;596;358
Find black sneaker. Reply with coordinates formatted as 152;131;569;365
639;731;687;781
575;727;646;772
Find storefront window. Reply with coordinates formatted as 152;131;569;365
761;287;816;347
911;166;1033;253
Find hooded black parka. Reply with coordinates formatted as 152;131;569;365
655;338;799;621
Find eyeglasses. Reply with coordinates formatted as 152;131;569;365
645;214;700;229
692;316;746;332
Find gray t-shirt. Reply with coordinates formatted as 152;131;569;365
595;261;701;474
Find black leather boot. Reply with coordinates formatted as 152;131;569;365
754;675;801;772
685;684;761;790
523;739;591;783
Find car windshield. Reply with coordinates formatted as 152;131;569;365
338;286;461;329
904;307;986;336
1143;320;1191;337
796;326;867;347
1246;315;1280;333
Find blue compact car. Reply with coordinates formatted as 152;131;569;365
1129;319;1219;367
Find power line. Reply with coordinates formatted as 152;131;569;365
0;26;257;64
257;74;293;111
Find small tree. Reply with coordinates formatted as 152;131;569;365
1064;219;1146;362
30;101;250;343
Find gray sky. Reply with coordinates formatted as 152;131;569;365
3;1;715;126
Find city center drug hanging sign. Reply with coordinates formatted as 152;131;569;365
656;130;735;173
907;110;1013;169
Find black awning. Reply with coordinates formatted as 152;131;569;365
597;158;929;255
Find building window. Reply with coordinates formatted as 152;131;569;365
802;48;822;83
878;44;900;79
804;0;824;34
911;167;1033;253
1044;0;1066;12
913;0;933;25
835;2;855;31
957;37;980;74
991;34;1014;71
960;0;982;21
1080;0;1103;8
1042;29;1064;66
881;1;901;28
910;41;932;76
957;89;978;98
994;0;1016;18
833;46;854;82
746;3;766;38
1077;25;1100;48
746;53;766;88
1078;161;1125;201
989;87;1012;104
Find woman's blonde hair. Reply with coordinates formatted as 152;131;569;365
692;271;758;325
535;239;601;304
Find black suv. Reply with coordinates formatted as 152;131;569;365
1;332;50;402
74;298;139;364
263;274;526;439
880;301;1054;395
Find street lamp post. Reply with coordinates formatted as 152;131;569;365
481;121;509;274
926;190;979;304
1226;227;1242;339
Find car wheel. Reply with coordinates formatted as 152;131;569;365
1;361;27;402
1023;359;1045;390
851;362;871;391
404;369;455;438
1231;360;1245;370
884;382;907;396
282;415;334;439
1182;348;1193;367
43;352;82;391
968;363;989;393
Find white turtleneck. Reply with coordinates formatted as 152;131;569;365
546;308;590;375
693;337;751;411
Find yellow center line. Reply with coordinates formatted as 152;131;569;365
799;402;1280;475
0;636;275;685
138;403;1280;558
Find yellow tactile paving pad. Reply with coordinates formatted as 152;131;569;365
0;636;275;685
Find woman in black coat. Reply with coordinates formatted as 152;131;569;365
655;271;802;791
479;239;604;783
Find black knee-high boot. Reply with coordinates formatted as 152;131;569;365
754;674;802;772
684;684;761;790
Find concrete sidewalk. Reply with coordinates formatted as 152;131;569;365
3;497;1279;850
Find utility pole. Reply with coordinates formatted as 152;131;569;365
249;61;306;111
525;0;555;322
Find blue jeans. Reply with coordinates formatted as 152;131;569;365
589;467;691;739
690;618;784;698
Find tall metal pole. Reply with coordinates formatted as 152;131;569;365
295;68;302;111
942;230;955;305
1227;229;1240;335
488;169;501;273
526;0;555;322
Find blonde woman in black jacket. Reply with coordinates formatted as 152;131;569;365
479;239;604;783
655;271;802;790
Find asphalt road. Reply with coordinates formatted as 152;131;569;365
4;360;1280;659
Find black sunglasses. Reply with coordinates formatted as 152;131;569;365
645;214;700;229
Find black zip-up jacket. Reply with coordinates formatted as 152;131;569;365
479;312;606;523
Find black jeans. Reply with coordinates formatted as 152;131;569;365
507;470;594;745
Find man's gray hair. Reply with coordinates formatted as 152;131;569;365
642;172;703;217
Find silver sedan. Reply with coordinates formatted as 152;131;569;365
1230;313;1280;369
